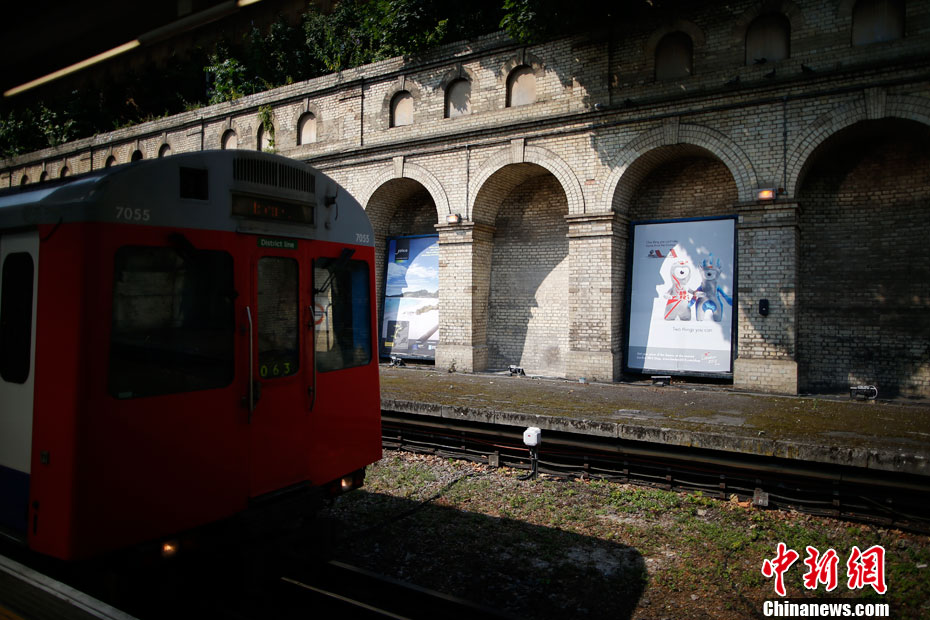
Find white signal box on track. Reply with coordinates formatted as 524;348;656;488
523;427;541;447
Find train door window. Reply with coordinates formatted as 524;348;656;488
0;253;34;384
314;259;371;372
108;246;235;398
257;257;299;378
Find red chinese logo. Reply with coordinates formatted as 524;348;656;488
762;544;886;596
762;542;800;597
802;546;839;592
847;545;887;595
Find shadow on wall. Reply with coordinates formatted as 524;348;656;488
796;119;930;398
365;178;438;328
485;169;569;376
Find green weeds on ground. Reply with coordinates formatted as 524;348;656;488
324;451;930;620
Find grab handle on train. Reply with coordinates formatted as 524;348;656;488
246;306;255;422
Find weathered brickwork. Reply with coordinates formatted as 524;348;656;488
487;174;569;375
5;0;930;396
797;120;930;398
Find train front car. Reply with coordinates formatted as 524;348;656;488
0;151;381;561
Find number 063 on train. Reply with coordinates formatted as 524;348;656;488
0;151;382;560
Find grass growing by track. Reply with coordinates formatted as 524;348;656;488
324;451;930;619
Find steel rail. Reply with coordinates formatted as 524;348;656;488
381;410;930;533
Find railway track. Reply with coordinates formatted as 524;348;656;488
381;410;930;534
277;560;519;619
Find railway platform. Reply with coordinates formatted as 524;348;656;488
379;365;930;477
0;554;136;620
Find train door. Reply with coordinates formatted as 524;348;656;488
0;230;39;536
247;237;313;497
308;244;380;483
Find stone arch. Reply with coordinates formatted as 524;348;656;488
445;78;471;118
498;51;545;108
600;121;758;212
475;162;570;376
221;129;238;150
296;103;322;146
795;116;930;397
498;50;545;82
363;168;445;328
438;64;478;91
786;93;930;196
380;77;424;130
359;161;450;221
645;19;706;57
730;0;804;48
469;143;584;224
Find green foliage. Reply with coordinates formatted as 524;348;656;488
0;109;34;157
0;103;76;156
205;50;250;104
258;104;276;152
1;0;657;158
499;0;654;43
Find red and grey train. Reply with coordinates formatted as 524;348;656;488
0;150;381;560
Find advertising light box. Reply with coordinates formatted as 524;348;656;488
625;217;737;376
380;235;439;360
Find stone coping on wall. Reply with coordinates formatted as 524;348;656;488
379;366;930;477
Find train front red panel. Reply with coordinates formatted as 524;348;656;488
26;222;381;559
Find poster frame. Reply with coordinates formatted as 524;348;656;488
379;233;440;362
622;215;739;379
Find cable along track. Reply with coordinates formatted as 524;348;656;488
381;410;930;534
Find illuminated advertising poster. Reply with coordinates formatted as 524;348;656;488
381;235;439;360
626;217;736;376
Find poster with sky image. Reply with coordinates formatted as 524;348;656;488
380;235;439;360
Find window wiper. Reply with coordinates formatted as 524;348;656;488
315;248;355;294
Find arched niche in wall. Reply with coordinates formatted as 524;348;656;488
506;66;536;107
851;0;904;46
221;129;238;150
297;112;317;145
655;32;694;80
390;91;414;128
745;13;791;64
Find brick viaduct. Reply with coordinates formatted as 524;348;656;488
4;0;929;397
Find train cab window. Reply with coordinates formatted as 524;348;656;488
314;259;371;372
0;253;34;384
108;246;235;398
257;257;299;378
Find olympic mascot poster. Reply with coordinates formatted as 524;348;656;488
625;217;736;375
380;235;440;360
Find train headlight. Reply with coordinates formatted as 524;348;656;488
327;468;367;497
161;541;179;558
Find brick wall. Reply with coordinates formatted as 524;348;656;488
4;0;930;395
797;119;930;397
487;174;569;375
629;154;738;220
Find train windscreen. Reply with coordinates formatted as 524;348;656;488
314;259;371;372
108;245;236;398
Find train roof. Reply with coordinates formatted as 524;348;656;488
0;150;373;247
